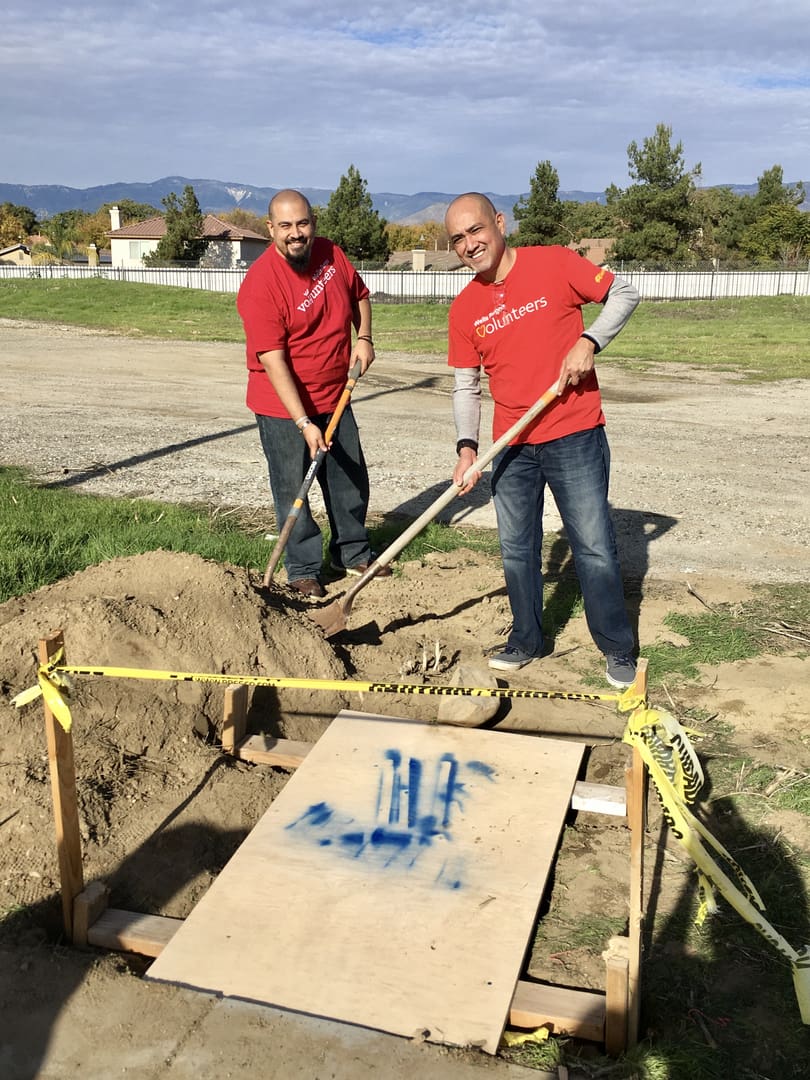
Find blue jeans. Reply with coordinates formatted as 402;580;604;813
491;425;634;659
256;407;371;581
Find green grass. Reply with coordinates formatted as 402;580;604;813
371;302;451;353
0;468;504;603
603;296;810;381
0;467;274;601
0;277;244;341
640;585;810;684
1;278;808;379
374;518;501;560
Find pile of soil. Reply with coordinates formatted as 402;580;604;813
1;550;349;922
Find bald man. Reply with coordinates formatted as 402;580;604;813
237;189;389;597
445;192;639;687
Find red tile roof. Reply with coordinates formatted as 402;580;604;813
109;214;267;241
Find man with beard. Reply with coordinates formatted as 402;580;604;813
237;189;389;597
445;192;639;687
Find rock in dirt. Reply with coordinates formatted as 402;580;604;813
437;663;501;726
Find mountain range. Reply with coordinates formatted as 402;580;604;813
1;176;793;224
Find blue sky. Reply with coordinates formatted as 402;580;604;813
4;2;809;195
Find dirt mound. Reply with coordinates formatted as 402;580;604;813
0;550;348;923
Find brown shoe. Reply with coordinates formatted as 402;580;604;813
289;577;326;598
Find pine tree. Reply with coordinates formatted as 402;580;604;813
754;164;805;209
145;185;206;265
606;124;701;266
317;165;389;263
511;160;566;246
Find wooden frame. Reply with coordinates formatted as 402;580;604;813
39;629;647;1055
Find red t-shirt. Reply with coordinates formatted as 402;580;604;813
237;237;369;417
448;246;613;443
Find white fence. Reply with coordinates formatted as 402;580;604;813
1;262;808;300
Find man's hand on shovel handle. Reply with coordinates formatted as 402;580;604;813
302;420;327;459
454;446;481;495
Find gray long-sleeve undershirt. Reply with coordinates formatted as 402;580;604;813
452;274;640;446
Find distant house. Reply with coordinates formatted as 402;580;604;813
107;206;268;269
385;249;464;271
568;237;615;266
386;238;615;272
0;243;33;267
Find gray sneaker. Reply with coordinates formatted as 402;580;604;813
605;654;637;689
488;647;536;672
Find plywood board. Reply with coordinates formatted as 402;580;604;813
147;711;584;1054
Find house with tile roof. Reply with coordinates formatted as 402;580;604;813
0;243;33;267
107;206;268;269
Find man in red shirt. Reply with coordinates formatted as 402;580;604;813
238;189;388;597
445;192;639;687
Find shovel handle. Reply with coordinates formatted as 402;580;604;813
323;359;362;444
263;361;362;586
344;380;560;599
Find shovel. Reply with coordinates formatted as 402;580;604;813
263;361;362;587
310;379;561;637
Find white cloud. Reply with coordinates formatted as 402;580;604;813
3;1;808;192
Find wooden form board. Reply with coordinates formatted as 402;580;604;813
147;710;584;1054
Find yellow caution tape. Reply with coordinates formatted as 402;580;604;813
30;663;75;732
10;684;43;709
13;649;645;736
624;706;810;1024
500;1025;550;1047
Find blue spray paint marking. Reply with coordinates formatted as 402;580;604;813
286;801;334;829
408;756;422;828
466;760;496;781
435;753;465;827
370;827;412;850
435;859;464;890
286;750;496;886
383;749;402;825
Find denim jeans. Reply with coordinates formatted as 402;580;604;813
490;425;634;659
255;407;371;582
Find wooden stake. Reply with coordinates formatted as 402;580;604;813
632;657;649;702
621;656;648;1048
73;880;110;947
625;745;647;1047
39;630;84;937
222;683;248;754
603;940;630;1056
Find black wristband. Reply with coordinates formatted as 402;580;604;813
456;438;479;456
580;332;601;354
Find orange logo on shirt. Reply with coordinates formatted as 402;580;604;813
595;269;606;283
